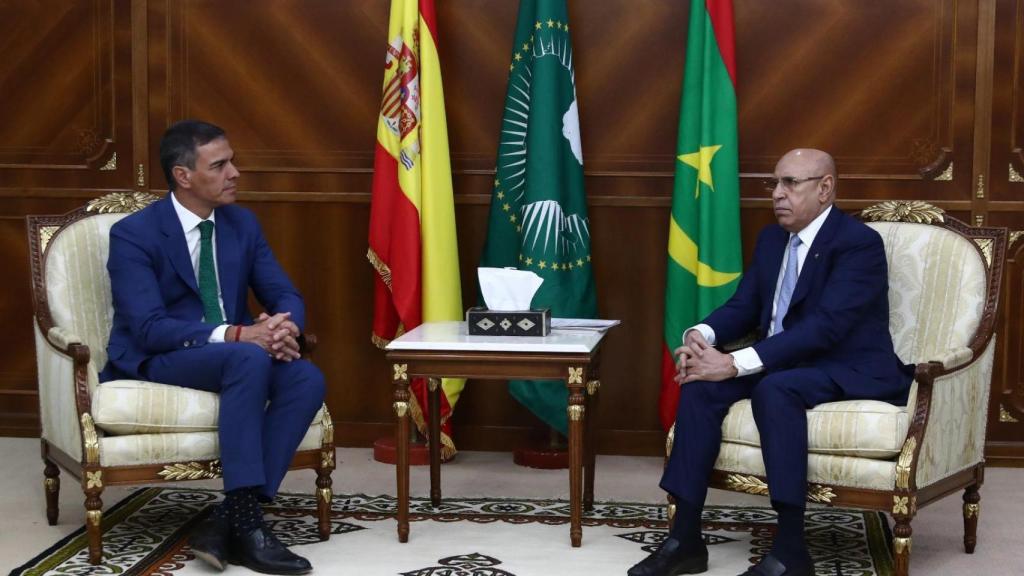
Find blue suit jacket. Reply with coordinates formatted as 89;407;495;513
102;195;305;380
703;208;914;403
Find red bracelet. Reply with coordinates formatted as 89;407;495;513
232;325;243;342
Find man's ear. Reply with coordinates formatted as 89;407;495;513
818;174;835;204
172;166;191;190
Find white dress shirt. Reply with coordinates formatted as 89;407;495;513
170;192;229;342
685;205;833;376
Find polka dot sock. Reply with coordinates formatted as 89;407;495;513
221;487;263;536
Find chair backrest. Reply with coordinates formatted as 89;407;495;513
29;193;161;382
860;201;1004;366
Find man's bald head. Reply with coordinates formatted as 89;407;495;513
770;148;837;233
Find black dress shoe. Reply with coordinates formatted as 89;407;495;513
627;537;708;576
188;514;231;571
737;552;813;576
229;525;312;575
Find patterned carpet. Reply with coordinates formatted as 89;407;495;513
10;488;894;576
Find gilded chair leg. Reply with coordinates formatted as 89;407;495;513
43;459;60;525
83;481;104;565
316;448;334;541
892;517;912;576
963;484;980;554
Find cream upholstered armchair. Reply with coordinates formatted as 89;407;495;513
666;201;1007;576
28;192;335;565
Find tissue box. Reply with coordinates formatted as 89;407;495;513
467;306;551;336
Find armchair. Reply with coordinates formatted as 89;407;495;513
28;192;335;565
667;201;1006;576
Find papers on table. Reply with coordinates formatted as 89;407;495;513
550;318;621;332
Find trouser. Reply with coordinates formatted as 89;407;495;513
144;342;326;499
660;367;842;508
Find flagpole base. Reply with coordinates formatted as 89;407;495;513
372;436;455;466
513;446;569;469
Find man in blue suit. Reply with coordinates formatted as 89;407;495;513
629;149;913;576
102;120;325;575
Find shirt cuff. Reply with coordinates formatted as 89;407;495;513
209;324;229;343
684;324;717;346
730;347;764;377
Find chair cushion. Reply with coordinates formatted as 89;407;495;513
721;399;910;458
92;380;220;434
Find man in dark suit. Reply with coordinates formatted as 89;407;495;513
102;120;325;575
628;149;913;576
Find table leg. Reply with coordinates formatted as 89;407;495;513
567;366;587;547
584;379;600;511
393;364;410;543
428;377;442;507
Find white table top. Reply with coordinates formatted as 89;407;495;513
385;321;609;353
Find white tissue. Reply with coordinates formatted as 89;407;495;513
478;267;544;311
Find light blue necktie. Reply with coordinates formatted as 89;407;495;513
771;234;802;336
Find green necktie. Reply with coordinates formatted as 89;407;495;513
197;220;224;325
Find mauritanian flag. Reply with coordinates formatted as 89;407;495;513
479;0;596;436
659;0;743;430
368;0;464;458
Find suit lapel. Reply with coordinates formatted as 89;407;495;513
789;207;843;309
214;209;241;323
159;197;200;296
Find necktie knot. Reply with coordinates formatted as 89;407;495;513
790;234;802;249
198;220;214;240
771;234;802;336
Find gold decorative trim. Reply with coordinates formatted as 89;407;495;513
975;214;984;227
935;162;953;181
367;248;393;290
893;495;910;515
393;401;409;418
158;460;223;480
807;484;837;504
894;536;912;555
1000;404;1020;423
568;367;583;385
99;152;117;171
86;510;102;527
667;502;676;523
39;225;59;253
320;487;333;504
1011;163;1024;183
321;406;334;444
371;332;390;350
975;174;985;199
964;502;979;519
428;378;440;392
586;380;601;395
1010;231;1024;247
666;425;675;458
973;238;994;266
895;437;917;490
861;201;944;224
568;404;584;421
81;413;100;465
725;474;770;497
44;478;59;493
393;364;408;382
86;191;160;214
136;163;146;188
321;450;335;469
86;470;102;489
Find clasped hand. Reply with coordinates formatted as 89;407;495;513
239;312;301;362
673;330;738;385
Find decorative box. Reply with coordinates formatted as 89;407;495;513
466;306;551;337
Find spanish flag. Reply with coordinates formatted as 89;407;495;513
368;0;463;459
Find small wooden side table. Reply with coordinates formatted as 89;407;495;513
385;321;611;547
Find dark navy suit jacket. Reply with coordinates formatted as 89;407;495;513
102;195;304;380
703;207;913;403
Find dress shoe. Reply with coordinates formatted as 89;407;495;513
737;552;813;576
188;514;231;571
627;537;708;576
229;525;312;575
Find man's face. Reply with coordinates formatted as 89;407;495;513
177;137;239;214
770;153;831;233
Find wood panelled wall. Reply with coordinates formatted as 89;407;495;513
2;0;1023;462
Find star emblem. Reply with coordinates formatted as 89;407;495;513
677;144;723;199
